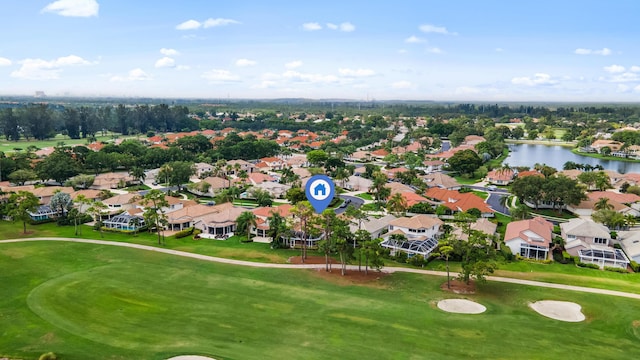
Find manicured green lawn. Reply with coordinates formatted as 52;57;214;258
355;192;373;200
2;241;640;360
0;134;116;153
530;208;577;219
471;190;488;200
0;221;300;264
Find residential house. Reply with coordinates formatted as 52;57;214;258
31;186;74;205
166;204;221;231
249;181;291;199
617;231;640;264
422;172;461;190
348;214;397;240
91;172;134;190
486;169;515;185
201;176;230;194
344;175;373;192
193;162;214;178
384;167;409;180
381;214;443;257
27;205;58;221
248;172;276;185
590;139;623;153
103;213;146;231
258;157;284;171
504;217;554;260
451;218;498;241
421;160;445;173
560;218;629;268
425;188;494;217
227;159;255;174
193;203;246;239
251;204;293;241
102;193;142;217
385;182;415;195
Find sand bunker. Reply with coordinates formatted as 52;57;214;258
437;299;487;314
167;356;216;360
529;301;585;322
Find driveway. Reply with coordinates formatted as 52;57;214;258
334;195;364;214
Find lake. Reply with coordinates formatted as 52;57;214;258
504;143;640;174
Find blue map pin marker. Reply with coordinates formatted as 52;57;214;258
305;174;335;213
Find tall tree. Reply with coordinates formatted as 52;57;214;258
236;211;257;243
291;201;314;263
141;190;169;245
433;236;455;289
87;201;107;238
369;171;391;205
34;147;80;184
8;191;40;234
49;191;73;218
386;193;408;217
455;231;497;285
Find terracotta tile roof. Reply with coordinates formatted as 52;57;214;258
517;170;544;178
397;191;429;207
252;204;293;218
425;187;494;214
31;186;74;197
486;169;515;182
504;216;553;246
389;214;443;229
587;191;640;204
249;172;275;185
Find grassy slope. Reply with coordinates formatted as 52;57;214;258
2;241;640;360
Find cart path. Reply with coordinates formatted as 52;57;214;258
2;237;640;300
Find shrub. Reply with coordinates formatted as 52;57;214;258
175;227;195;239
392;251;408;263
500;246;514;261
577;262;600;269
39;352;57;360
630;261;640;272
604;266;628;273
408;254;426;267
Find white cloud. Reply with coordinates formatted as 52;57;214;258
176;19;201;30
201;69;239;82
419;24;454;35
391;81;413;89
339;22;355;32
427;47;443;54
155;57;175;68
631;66;640;72
110;68;152;82
160;48;179;56
282;70;339;84
177;18;239;30
285;60;303;69
635;85;640;92
511;73;558;86
11;55;91;80
609;72;640;83
302;22;322;31
235;58;257;67
604;64;625;73
405;35;425;44
203;18;240;28
176;65;190;71
617;84;630;93
0;57;11;66
574;47;611;56
338;68;376;77
41;0;98;17
326;23;338;30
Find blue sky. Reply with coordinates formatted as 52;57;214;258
1;0;640;101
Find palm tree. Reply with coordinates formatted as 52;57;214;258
236;211;257;243
594;197;613;211
433;236;455;289
129;166;146;185
291;201;314;262
267;211;288;248
624;214;637;229
510;204;531;220
369;171;390;205
386;193;408;217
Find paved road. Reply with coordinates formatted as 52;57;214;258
467;185;511;215
2;237;640;300
334;195;364;214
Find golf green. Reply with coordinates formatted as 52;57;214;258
2;240;640;360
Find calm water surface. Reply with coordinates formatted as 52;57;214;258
504;144;640;174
